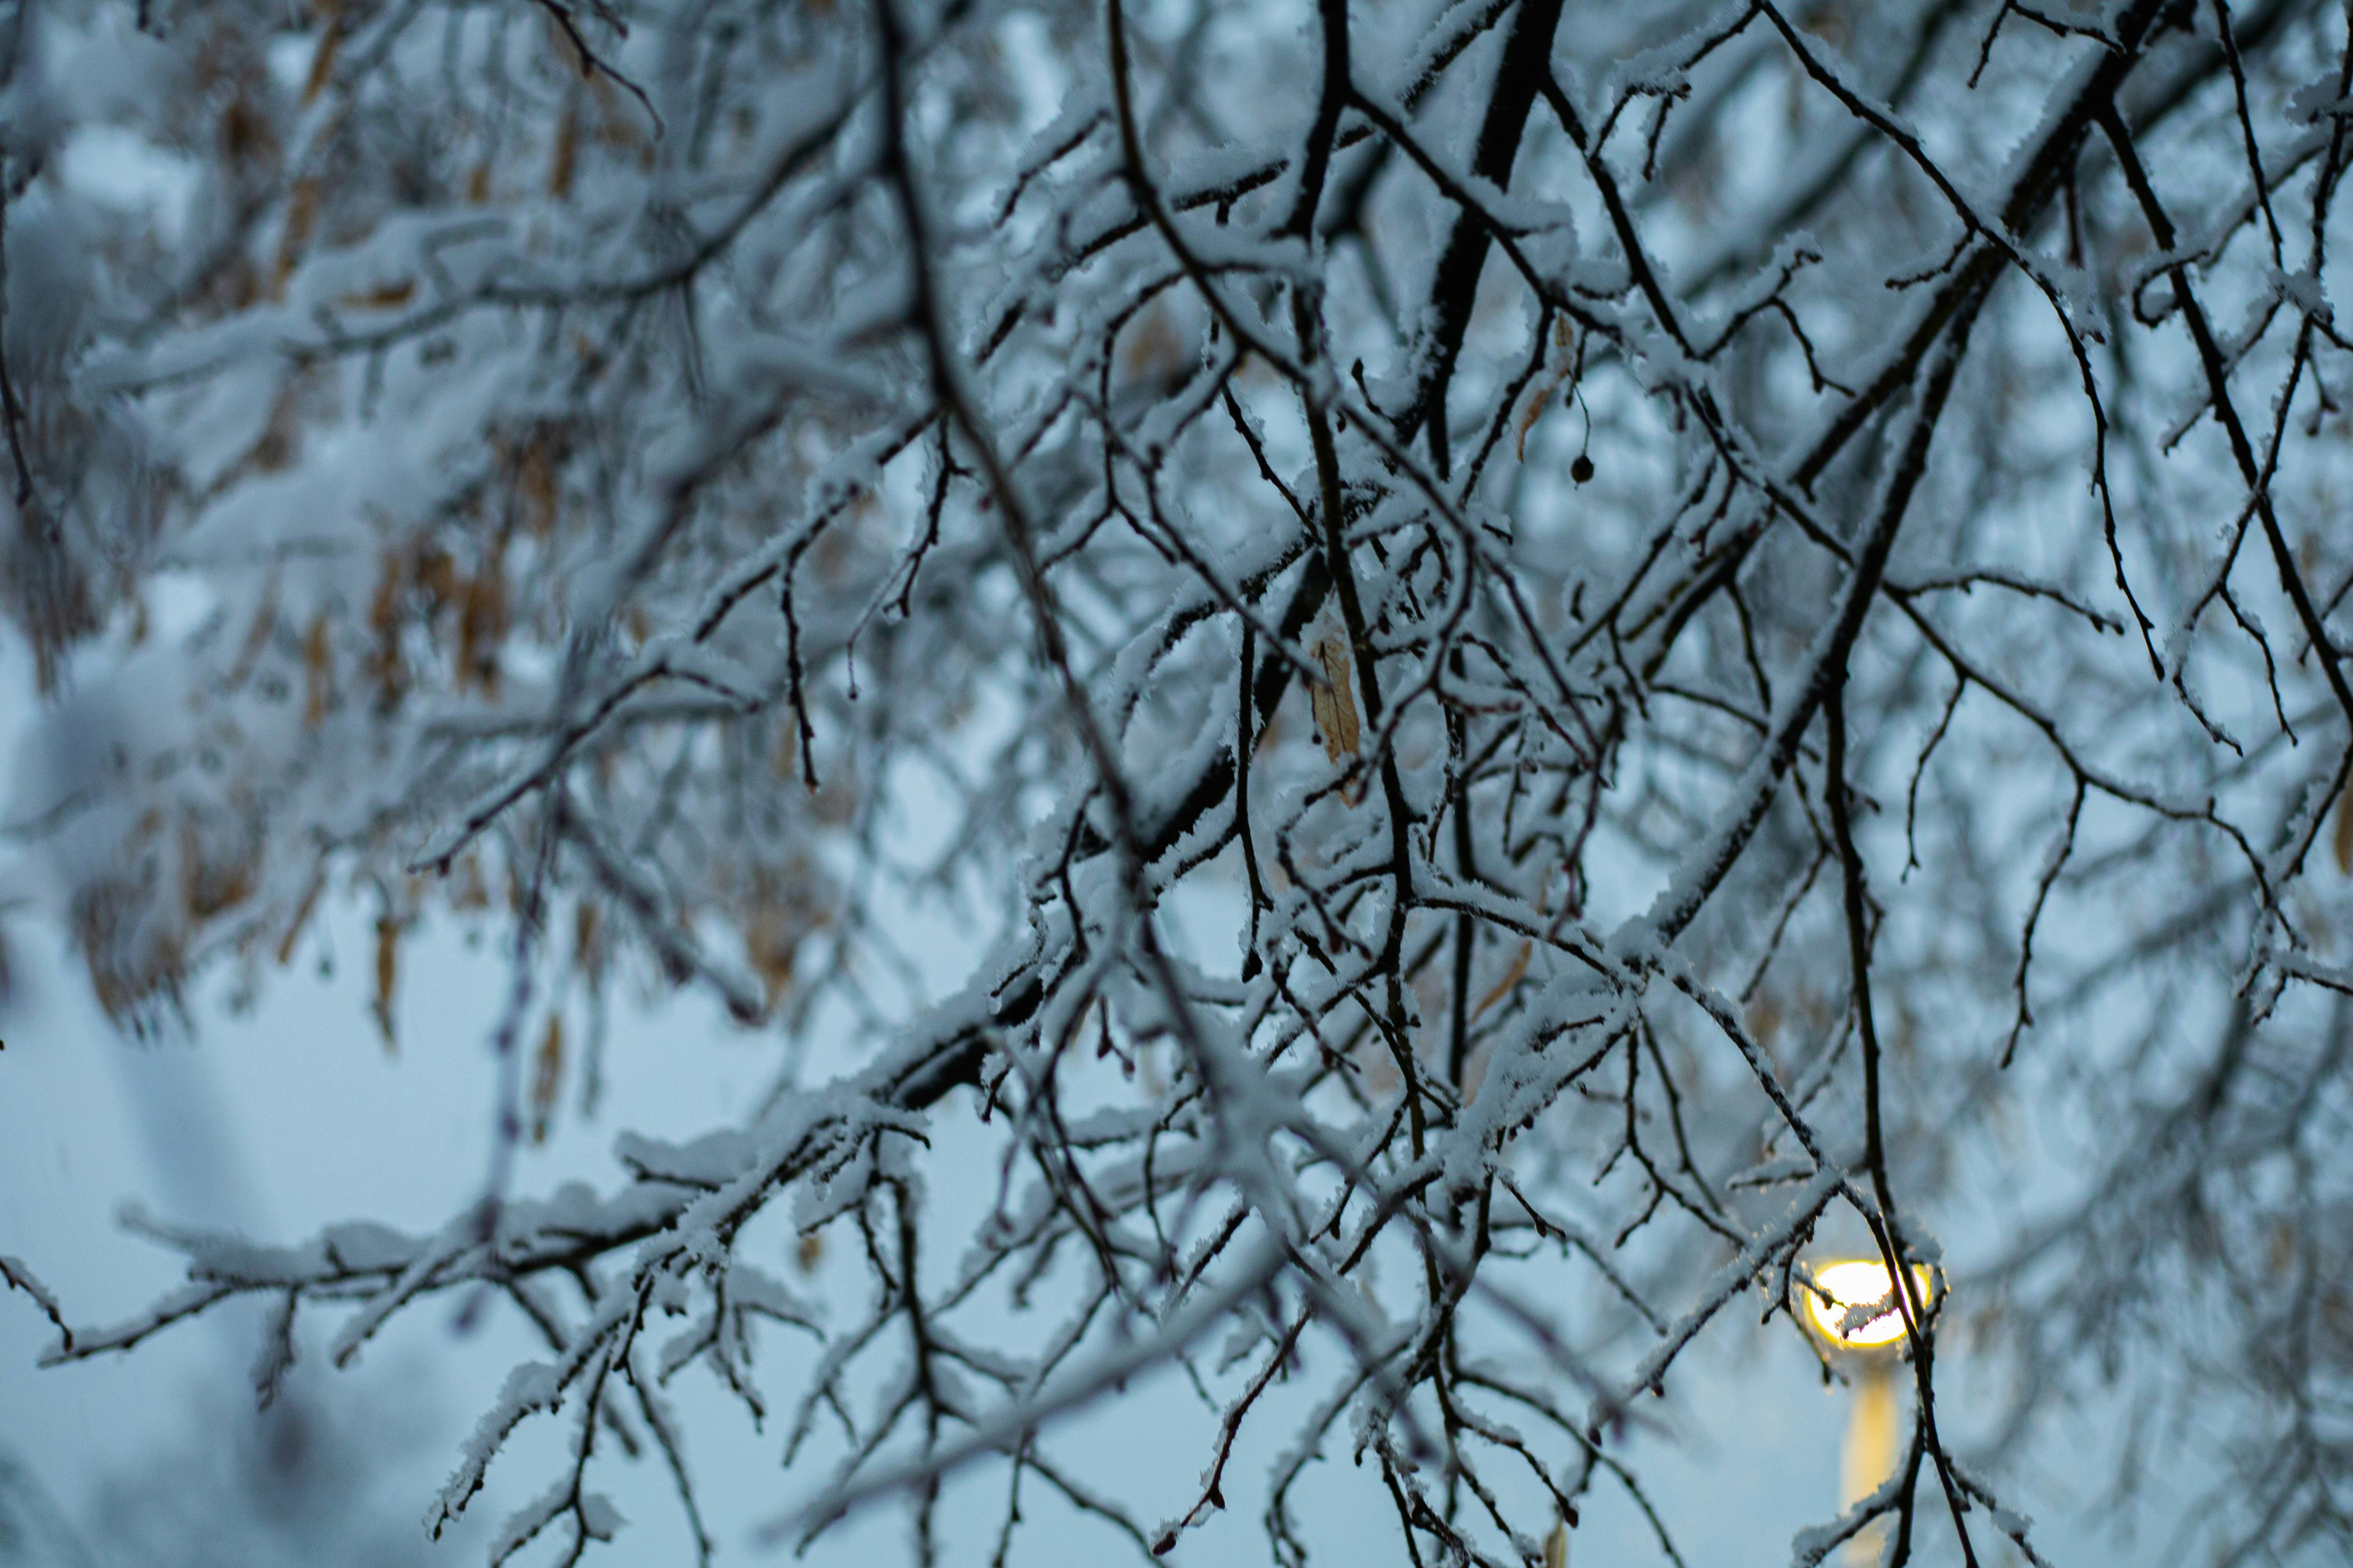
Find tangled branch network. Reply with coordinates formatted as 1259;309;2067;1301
6;0;2353;1562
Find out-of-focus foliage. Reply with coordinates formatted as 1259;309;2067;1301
6;0;2353;1562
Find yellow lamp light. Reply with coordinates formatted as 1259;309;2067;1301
1802;1259;1933;1353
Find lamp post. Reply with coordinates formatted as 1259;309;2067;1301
1802;1259;1934;1565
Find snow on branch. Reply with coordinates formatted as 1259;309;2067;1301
12;0;2353;1562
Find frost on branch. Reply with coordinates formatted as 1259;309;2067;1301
11;0;2353;1564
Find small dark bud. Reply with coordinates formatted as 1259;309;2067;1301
1570;453;1594;485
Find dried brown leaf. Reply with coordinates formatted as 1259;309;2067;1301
339;279;415;311
457;570;507;695
530;1014;565;1144
550;99;580;198
412;544;457;609
371;914;398;1052
516;437;560;538
272;178;321;296
276;868;326;967
574;900;605;993
368;550;408;708
300;3;343;104
180;821;256;923
1515;384;1552;461
302;611;332;727
248;382;303;473
219;96;278;170
1472;941;1533;1022
1310;635;1360;762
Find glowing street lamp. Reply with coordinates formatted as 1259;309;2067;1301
1802;1259;1935;1565
1803;1258;1930;1352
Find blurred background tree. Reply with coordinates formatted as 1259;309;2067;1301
4;0;2353;1562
